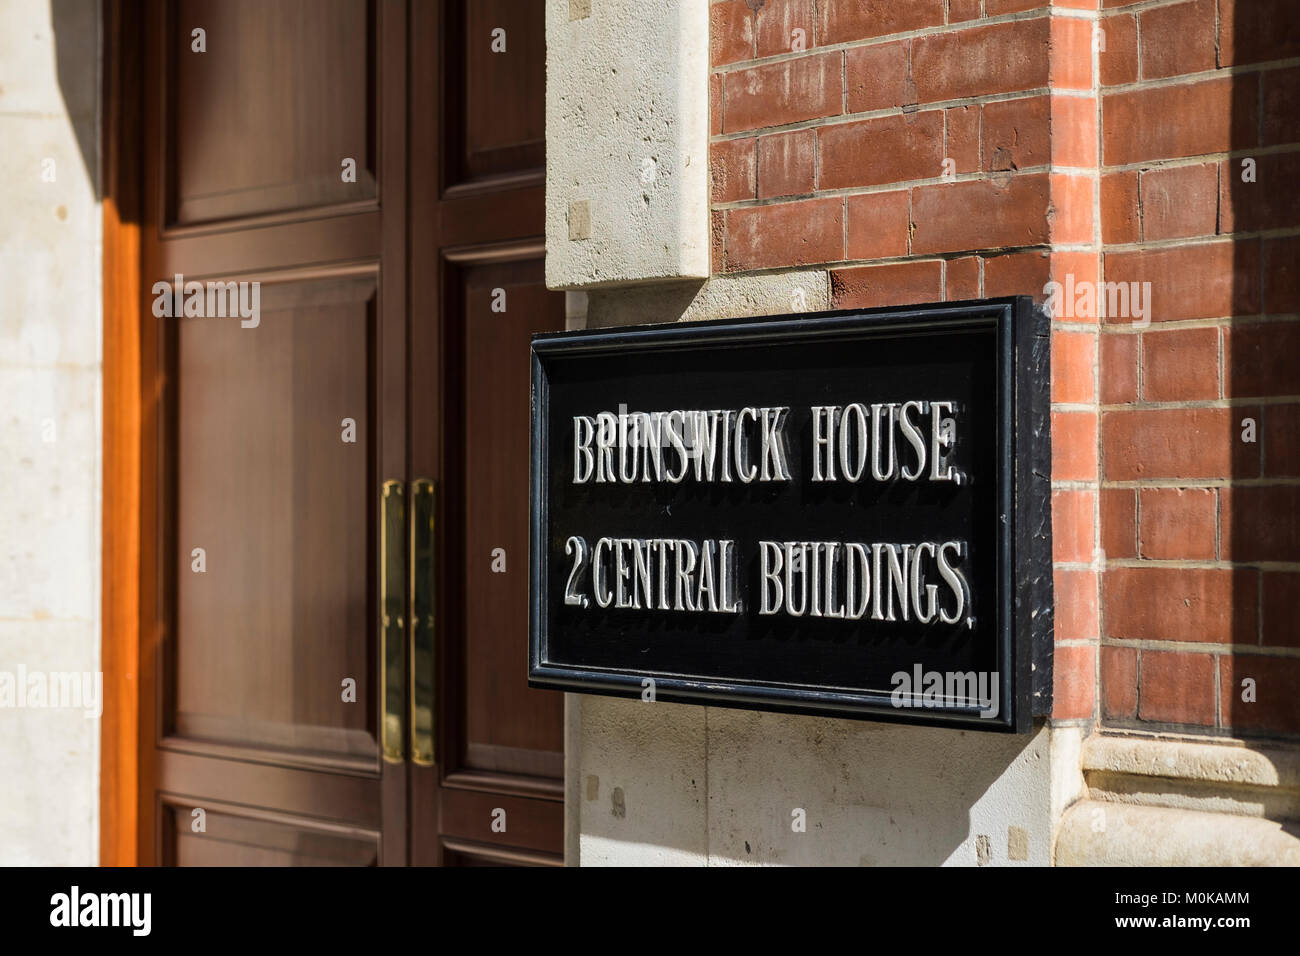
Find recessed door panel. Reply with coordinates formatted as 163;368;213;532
445;0;545;189
455;257;564;782
169;0;376;225
173;275;377;765
163;801;379;866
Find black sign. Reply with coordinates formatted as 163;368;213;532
528;298;1052;732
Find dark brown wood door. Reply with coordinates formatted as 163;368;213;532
137;0;408;865
408;1;566;866
134;0;562;865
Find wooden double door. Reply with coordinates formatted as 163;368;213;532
129;0;564;865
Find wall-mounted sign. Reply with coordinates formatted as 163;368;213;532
528;298;1052;732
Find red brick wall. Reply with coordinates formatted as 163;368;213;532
1096;0;1300;738
708;0;1299;737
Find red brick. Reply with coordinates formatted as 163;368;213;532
1262;67;1300;146
1142;327;1220;402
1223;321;1300;398
711;1;754;67
1265;237;1300;313
1103;240;1260;324
711;73;723;137
1050;17;1095;90
913;19;1052;104
982;250;1099;308
1140;0;1217;79
946;105;981;174
1101;486;1137;558
846;40;914;114
819;0;945;44
1101;645;1138;719
711;138;757;204
1053;410;1099;481
1104;567;1259;642
1056;569;1100;641
1139;487;1218;559
987;0;1045;12
1102;75;1259;166
1053;644;1096;720
1220;152;1300;234
948;0;984;22
982;96;1050;173
1264;404;1300;477
985;250;1050;298
820;112;944;190
1262;572;1300;647
726;197;843;271
912;174;1051;255
1142;163;1219;241
1140;651;1216;726
1103;407;1260;480
1053;489;1096;564
1219;656;1300;736
1100;171;1139;244
945;256;981;300
845;191;910;260
1099;331;1138;404
713;210;730;271
754;0;815;58
723;52;842;133
1049;173;1095;245
1221;485;1300;563
1219;0;1300;68
757;129;815;199
829;260;944;309
1051;95;1098;168
1100;13;1138;86
1052;330;1096;404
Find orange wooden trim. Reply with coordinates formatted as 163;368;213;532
100;0;143;867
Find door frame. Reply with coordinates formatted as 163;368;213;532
101;0;146;868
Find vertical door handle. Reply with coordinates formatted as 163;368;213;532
379;480;406;764
409;479;437;766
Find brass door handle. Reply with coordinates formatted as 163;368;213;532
379;480;406;764
409;479;436;766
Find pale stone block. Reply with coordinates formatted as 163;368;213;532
545;0;710;288
0;0;98;118
0;365;100;621
576;695;709;865
704;708;1053;866
0;619;100;866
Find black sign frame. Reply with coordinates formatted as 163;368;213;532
528;297;1052;732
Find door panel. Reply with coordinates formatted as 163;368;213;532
444;0;545;189
139;0;407;865
173;275;377;764
458;258;564;782
408;1;565;864
169;0;377;225
162;800;380;867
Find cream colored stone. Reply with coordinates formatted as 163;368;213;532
545;0;709;288
0;0;98;117
1056;799;1300;866
585;270;831;328
0;0;101;866
1084;734;1300;790
576;695;709;866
